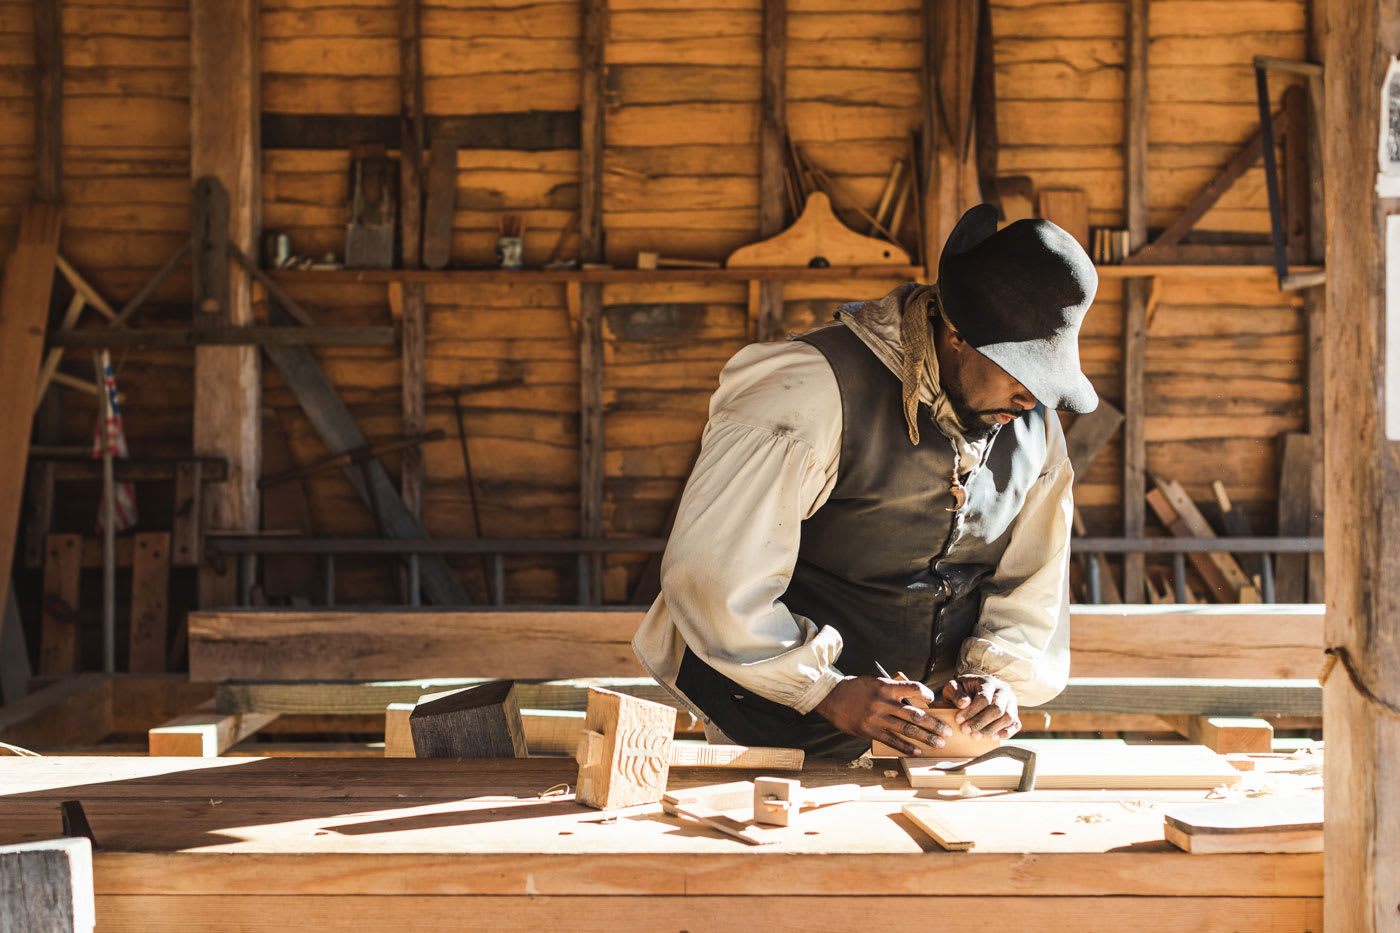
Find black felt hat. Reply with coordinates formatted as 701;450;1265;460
937;204;1099;413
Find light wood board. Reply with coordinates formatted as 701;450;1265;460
903;742;1242;791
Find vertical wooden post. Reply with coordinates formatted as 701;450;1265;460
1304;0;1326;602
33;0;61;202
921;0;981;263
1323;0;1400;926
190;0;261;608
578;0;607;603
129;532;170;674
755;0;787;342
398;0;427;553
1120;0;1149;603
39;534;82;674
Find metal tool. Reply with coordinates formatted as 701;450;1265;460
923;745;1038;793
60;800;101;851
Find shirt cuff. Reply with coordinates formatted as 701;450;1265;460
789;665;846;715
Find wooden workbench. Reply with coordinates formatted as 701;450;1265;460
0;754;1321;932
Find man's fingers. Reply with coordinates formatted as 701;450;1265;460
955;695;989;727
943;679;970;708
965;703;1008;734
886;714;945;749
891;681;938;707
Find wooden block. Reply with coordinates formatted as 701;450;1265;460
669;742;803;770
1163;716;1274;754
901;803;975;850
1037;188;1089;250
903;740;1243;791
870;707;1001;758
1163;798;1322;854
635;250;658;270
753;777;859;826
383;703;415;758
128;533;170;674
409;680;527;759
170;461;203;568
39;534;82;675
0;837;94;933
148;699;279;757
1065;400;1124;479
574;686;676;810
422;137;458;270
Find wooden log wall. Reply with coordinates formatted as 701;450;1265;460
3;0;1312;607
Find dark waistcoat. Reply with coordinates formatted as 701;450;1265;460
676;322;1048;751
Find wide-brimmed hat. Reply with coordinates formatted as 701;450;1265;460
936;204;1099;413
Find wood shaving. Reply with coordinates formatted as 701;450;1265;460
1076;812;1109;823
957;779;979;798
883;770;900;779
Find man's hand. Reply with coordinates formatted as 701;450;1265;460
814;676;952;755
942;674;1021;740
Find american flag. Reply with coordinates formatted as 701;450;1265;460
91;354;138;532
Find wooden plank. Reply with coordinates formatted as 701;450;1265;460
1212;481;1266;581
1120;0;1148;604
261;112;580;152
1162;716;1274;754
754;0;787;343
1165;798;1323;854
0;838;94;933
170;461;203;568
148;700;278;758
578;0;606;603
190;0;260;609
904;741;1241;791
1041;679;1321;717
1153;478;1254;598
23;461;55;569
1282;85;1309;264
189;606;1323;681
0;674;112;748
668;742;803;770
383;703;415;757
1129;131;1264;260
397;0;425;271
521;708;584;757
409;681;527;759
1324;5;1400;924
128;533;170;674
1275;432;1310;603
216;677;679;716
901;803;975;850
1146;488;1235;602
32;0;62;204
39;534;83;675
421;137;457;270
399;281;426;582
1304;288;1325;601
81;894;1322;931
0;203;62;618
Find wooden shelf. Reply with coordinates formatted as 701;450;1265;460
1094;263;1322;279
268;263;1323;286
269;265;926;285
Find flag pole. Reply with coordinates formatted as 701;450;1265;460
93;349;116;673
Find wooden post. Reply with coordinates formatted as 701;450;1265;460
755;0;787;342
32;0;61;203
399;0;427;558
39;534;82;674
578;0;607;603
1120;0;1149;603
921;0;982;262
129;532;170;674
190;0;261;608
0;838;94;933
1324;0;1400;926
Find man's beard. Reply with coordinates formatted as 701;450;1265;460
944;382;1024;442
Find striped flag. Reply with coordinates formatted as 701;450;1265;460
91;354;138;532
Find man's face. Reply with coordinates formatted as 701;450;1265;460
937;325;1038;441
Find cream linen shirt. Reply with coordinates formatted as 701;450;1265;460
631;315;1074;719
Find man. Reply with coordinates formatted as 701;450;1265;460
633;204;1098;758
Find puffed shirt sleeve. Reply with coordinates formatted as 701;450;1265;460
640;338;848;714
957;412;1075;707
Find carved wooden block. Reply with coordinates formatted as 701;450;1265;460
574;686;676;809
409;680;527;758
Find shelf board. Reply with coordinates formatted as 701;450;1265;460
269;265;926;285
1094;263;1322;279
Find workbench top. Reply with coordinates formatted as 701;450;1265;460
0;752;1324;930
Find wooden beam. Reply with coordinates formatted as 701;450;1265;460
410;681;527;758
1323;0;1400;924
1161;715;1274;754
0;203;62;618
756;0;787;342
148;699;277;757
0;674;112;748
190;0;260;609
32;0;62;203
1275;433;1312;603
577;0;607;603
189;606;1323;682
1305;289;1325;601
397;0;425;270
1042;679;1321;717
1120;0;1149;603
0;838;94;933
